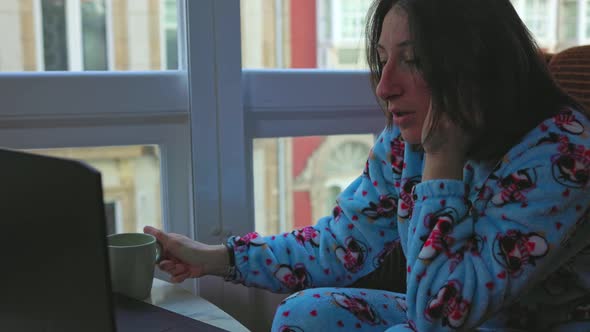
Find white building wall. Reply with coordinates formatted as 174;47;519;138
0;0;24;71
134;154;161;230
127;0;151;70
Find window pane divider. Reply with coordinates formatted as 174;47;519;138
0;71;188;118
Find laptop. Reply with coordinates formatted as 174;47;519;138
0;148;227;332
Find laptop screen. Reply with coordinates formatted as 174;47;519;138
0;149;115;332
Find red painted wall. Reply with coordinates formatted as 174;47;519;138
290;0;317;68
290;0;318;228
292;136;323;229
292;136;324;178
293;191;312;229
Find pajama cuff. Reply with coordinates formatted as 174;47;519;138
412;179;467;201
225;235;244;282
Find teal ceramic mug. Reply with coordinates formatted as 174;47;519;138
107;233;161;300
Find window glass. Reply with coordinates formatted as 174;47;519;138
240;0;590;69
164;0;178;69
240;0;370;69
28;145;162;235
41;0;69;70
82;0;108;70
559;0;578;41
524;0;550;40
253;134;373;235
1;0;178;71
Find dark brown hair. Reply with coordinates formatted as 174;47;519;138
366;0;582;161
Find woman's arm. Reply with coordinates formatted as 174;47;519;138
226;127;406;293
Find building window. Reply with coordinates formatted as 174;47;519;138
560;0;578;41
163;0;178;69
81;0;108;70
332;0;370;44
41;0;69;70
38;0;109;70
524;0;550;40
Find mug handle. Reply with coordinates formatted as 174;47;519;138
155;241;163;264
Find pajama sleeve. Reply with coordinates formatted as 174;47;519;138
389;111;590;331
225;127;405;293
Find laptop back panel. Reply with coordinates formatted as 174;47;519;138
0;149;115;332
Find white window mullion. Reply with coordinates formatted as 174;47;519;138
185;0;253;327
66;0;83;70
332;0;343;43
105;0;115;70
33;0;45;71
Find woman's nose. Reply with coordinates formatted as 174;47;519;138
376;64;403;101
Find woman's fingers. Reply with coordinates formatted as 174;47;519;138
158;259;195;280
170;271;191;283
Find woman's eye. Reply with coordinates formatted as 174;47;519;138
379;60;387;68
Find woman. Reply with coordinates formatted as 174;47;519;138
145;0;590;330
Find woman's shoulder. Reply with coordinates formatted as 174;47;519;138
497;107;589;184
523;107;589;147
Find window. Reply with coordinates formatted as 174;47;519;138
560;0;578;41
524;0;550;40
162;0;178;69
40;0;69;70
253;135;372;236
0;0;192;297
38;0;111;71
81;0;108;70
1;0;177;72
29;145;163;235
240;0;370;69
334;0;370;43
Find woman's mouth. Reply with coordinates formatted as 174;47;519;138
392;111;414;126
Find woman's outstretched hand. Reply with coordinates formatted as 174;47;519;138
143;226;230;283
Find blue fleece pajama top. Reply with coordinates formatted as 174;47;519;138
227;109;590;331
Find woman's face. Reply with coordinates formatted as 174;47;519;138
375;7;431;144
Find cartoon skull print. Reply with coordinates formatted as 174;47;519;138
493;230;549;277
490;168;537;207
331;292;383;326
424;280;471;329
335;236;368;273
292;227;320;247
274;263;312;291
418;207;460;261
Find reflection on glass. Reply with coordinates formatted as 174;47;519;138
0;0;179;71
42;0;68;70
28;145;162;235
164;0;178;69
253;134;374;235
239;0;590;70
82;0;108;70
